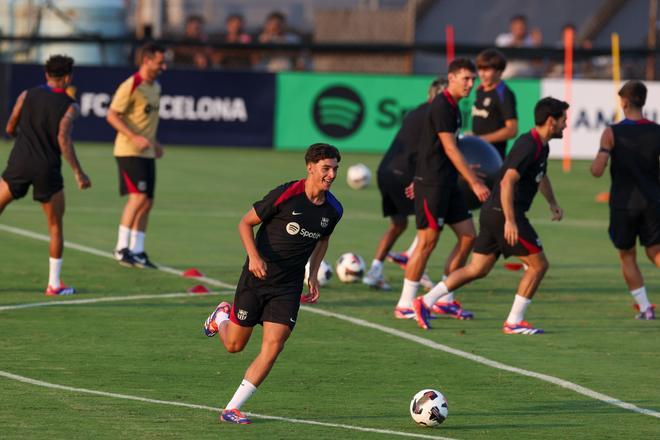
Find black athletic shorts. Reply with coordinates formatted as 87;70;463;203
2;158;63;203
414;182;471;230
609;206;660;249
229;269;302;330
378;170;414;219
474;206;543;258
116;157;156;198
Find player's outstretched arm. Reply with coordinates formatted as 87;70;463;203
539;175;563;221
5;90;27;137
58;103;91;190
305;236;330;303
591;127;614;177
500;168;520;246
439;132;490;202
238;208;267;280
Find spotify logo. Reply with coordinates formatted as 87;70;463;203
312;86;365;138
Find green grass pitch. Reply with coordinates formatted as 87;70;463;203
0;141;658;439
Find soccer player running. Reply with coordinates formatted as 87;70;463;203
591;80;659;320
413;97;567;334
0;55;91;295
202;144;343;424
106;43;166;269
363;78;445;292
471;49;518;159
396;58;490;326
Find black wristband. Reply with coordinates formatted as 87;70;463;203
598;147;611;154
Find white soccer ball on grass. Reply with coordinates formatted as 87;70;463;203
410;389;448;427
304;259;333;287
346;163;371;190
335;253;365;283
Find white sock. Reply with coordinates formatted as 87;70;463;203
397;279;420;308
369;259;383;276
506;294;531;324
48;257;62;288
631;286;651;312
423;281;450;308
116;225;131;251
129;230;145;254
405;236;419;256
435;274;454;303
215;308;230;326
226;379;257;410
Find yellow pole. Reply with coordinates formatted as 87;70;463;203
611;33;621;121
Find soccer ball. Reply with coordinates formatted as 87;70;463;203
335;253;365;283
346;163;371;190
410;389;448;427
304;259;333;286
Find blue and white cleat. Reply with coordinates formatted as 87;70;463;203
432;300;474;320
203;301;230;337
412;296;432;330
394;306;415;319
635;304;656;320
220;408;251;424
502;320;544;335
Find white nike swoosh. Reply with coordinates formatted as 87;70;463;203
290;318;296;323
292;211;302;215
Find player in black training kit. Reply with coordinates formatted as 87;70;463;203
591;80;660;320
396;58;490;329
202;144;342;424
471;49;518;159
414;97;567;334
0;55;91;295
362;78;445;292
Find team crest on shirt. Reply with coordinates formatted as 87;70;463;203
483;97;491;107
321;217;329;228
138;181;147;191
237;309;248;320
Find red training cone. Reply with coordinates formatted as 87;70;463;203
183;268;204;278
188;284;210;294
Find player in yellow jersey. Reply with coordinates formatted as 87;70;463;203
106;43;166;268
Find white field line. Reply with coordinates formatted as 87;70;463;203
1;223;659;420
0;370;455;440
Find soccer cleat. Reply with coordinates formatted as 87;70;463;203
419;272;434;291
502;320;544;335
394;306;415;319
386;251;409;269
45;284;75;296
114;248;135;267
220;409;251;424
362;271;392;291
431;300;474;320
203;301;231;337
634;304;656;320
132;252;157;269
412;296;432;330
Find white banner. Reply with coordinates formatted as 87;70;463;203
541;79;660;159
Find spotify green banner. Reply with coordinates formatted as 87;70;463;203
275;72;540;153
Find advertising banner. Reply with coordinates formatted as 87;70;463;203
541;79;660;159
275;72;540;153
8;64;276;147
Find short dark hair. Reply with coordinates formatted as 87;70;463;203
45;55;74;78
510;14;527;24
140;42;166;62
476;49;507;72
267;11;286;22
305;143;341;164
448;57;476;74
618;80;647;108
534;97;569;126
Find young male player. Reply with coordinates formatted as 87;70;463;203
0;55;91;294
395;58;490;323
202;143;343;424
363;78;445;292
591;80;659;320
107;43;166;269
412;97;567;333
471;49;518;159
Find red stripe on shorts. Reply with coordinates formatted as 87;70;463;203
423;198;439;231
518;237;541;254
121;170;139;194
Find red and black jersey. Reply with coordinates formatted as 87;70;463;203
10;85;74;166
609;118;660;210
415;90;462;186
250;179;343;286
488;129;548;213
378;102;429;183
471;81;517;158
